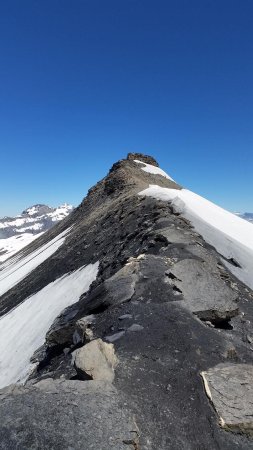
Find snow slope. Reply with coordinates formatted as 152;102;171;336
0;233;44;263
0;228;71;297
134;159;174;181
139;185;253;290
0;262;99;388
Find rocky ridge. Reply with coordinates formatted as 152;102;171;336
0;153;253;449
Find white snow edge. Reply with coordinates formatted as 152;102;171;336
0;233;44;263
134;159;175;181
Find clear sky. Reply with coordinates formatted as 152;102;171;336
0;0;252;216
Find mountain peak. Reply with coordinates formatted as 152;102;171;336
80;154;178;208
0;203;74;261
22;204;52;216
126;152;159;167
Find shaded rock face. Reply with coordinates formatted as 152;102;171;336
1;154;253;450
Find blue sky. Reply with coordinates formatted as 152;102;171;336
0;0;252;216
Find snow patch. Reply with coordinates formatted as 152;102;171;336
0;233;44;263
18;223;44;233
139;185;253;290
0;262;99;389
26;206;38;216
134;159;174;181
0;228;71;296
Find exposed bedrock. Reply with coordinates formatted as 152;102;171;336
0;380;139;450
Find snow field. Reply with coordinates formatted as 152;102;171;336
0;227;71;296
0;262;99;388
134;159;175;181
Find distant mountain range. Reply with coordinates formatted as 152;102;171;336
234;212;253;223
0;203;74;261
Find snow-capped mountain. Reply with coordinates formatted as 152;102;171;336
0;203;74;238
235;212;253;223
0;153;253;449
0;203;74;262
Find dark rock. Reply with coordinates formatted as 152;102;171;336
105;331;125;343
119;314;133;320
0;380;137;449
127;152;159;166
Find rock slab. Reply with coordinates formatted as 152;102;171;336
201;364;253;436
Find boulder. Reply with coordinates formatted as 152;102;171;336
74;339;117;382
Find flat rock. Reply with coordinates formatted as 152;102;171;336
0;379;137;450
169;259;239;323
153;227;194;244
119;314;132;320
127;324;144;332
105;331;125;343
201;364;253;436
